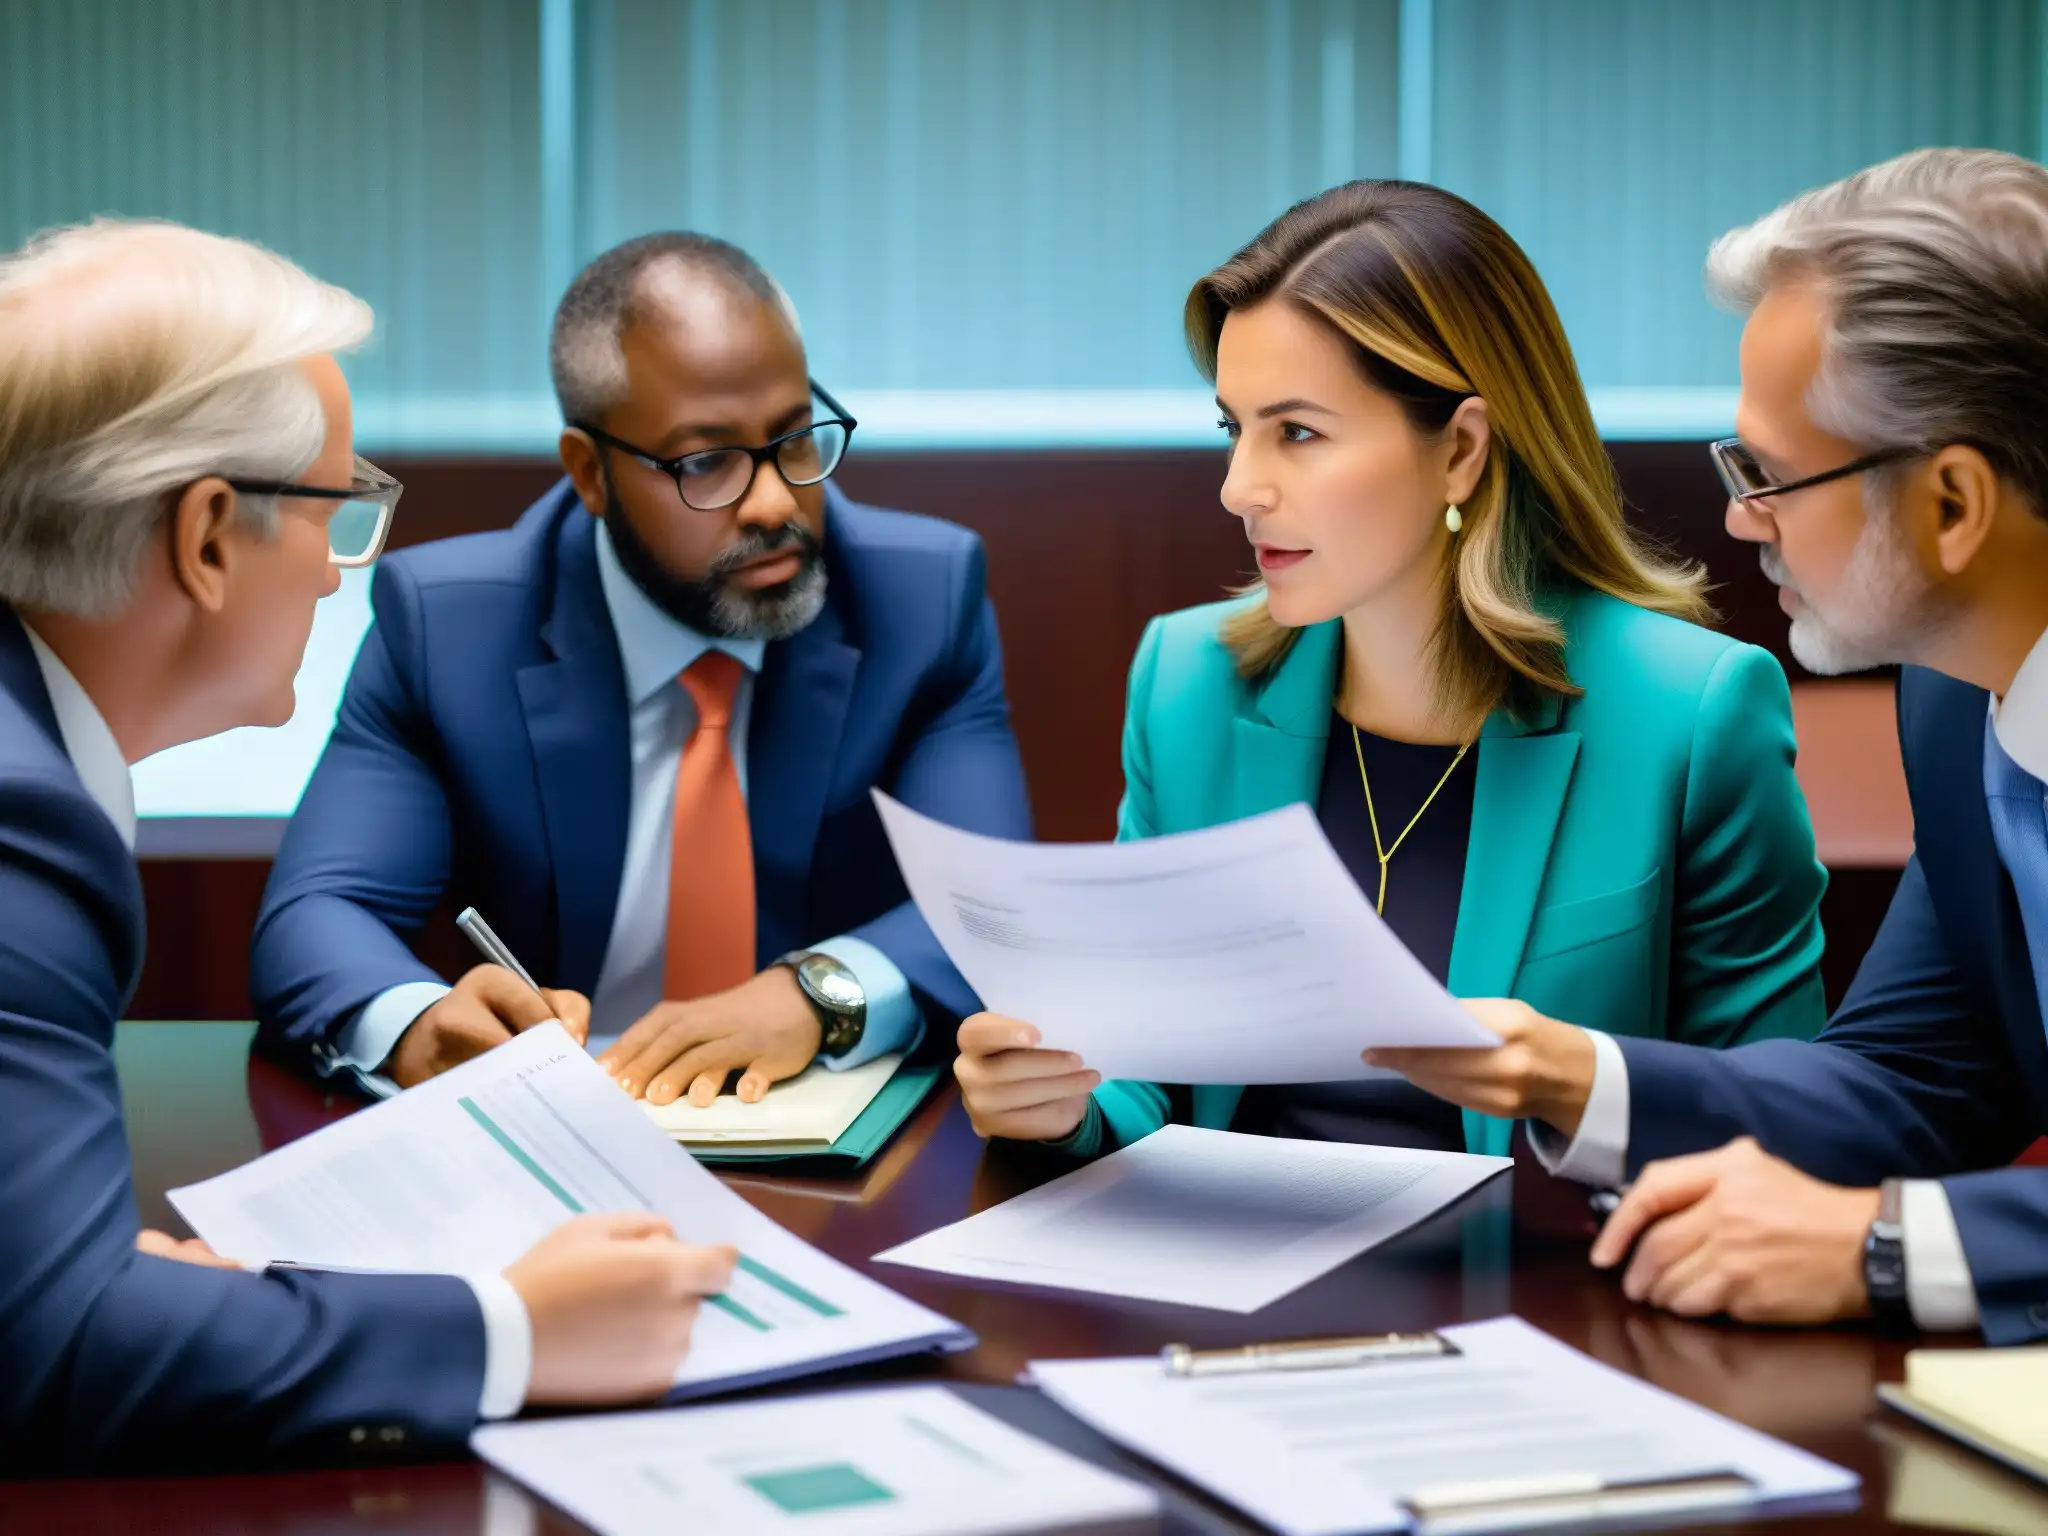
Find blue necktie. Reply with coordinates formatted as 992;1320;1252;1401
1982;715;2048;1047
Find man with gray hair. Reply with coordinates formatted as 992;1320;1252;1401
251;233;1030;1113
0;220;736;1472
1372;148;2048;1341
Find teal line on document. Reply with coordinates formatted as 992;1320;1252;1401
709;1292;773;1333
459;1097;583;1213
903;1413;998;1469
737;1254;844;1318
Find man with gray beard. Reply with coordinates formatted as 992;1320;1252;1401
253;233;1031;1110
1370;149;2048;1343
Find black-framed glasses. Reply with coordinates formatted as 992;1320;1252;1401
573;380;858;512
227;453;402;567
1709;436;1917;504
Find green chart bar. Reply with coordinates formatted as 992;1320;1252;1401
459;1097;583;1213
709;1292;773;1332
738;1254;844;1318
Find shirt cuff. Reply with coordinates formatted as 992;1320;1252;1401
808;934;923;1071
336;981;453;1073
464;1270;533;1420
1526;1029;1630;1187
1903;1179;1981;1333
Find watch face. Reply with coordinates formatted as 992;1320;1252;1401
800;954;863;1012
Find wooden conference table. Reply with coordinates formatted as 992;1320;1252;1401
7;1022;2040;1535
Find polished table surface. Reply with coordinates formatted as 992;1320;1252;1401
7;1022;2044;1535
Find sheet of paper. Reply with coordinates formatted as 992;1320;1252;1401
473;1385;1160;1536
169;1025;968;1396
643;1053;902;1145
874;1124;1510;1312
1029;1316;1858;1536
874;793;1496;1084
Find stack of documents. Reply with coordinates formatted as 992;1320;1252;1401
875;1124;1510;1312
473;1385;1159;1536
170;1024;972;1397
1030;1316;1858;1534
874;794;1499;1084
1881;1346;2048;1485
642;1052;926;1162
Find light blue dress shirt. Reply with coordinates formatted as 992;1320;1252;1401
336;520;920;1079
1983;716;2048;1048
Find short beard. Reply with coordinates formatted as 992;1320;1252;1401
603;477;828;642
1764;490;1946;675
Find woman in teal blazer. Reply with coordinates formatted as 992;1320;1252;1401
955;181;1828;1161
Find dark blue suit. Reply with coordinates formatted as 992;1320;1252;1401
0;610;486;1474
1620;668;2048;1343
252;482;1031;1072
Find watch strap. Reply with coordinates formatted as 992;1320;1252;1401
1865;1177;1912;1332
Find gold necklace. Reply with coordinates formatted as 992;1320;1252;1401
1350;721;1472;916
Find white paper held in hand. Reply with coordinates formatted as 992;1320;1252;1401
873;792;1497;1083
168;1024;970;1396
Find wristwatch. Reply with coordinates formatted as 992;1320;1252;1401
1864;1177;1912;1332
775;950;867;1058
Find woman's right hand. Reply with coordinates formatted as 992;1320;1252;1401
954;1014;1102;1142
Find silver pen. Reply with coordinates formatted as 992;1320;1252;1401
454;906;548;1003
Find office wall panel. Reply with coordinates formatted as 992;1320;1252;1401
579;0;1402;390
1432;0;2041;389
0;0;549;405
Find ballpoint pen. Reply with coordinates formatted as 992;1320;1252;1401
454;906;549;1004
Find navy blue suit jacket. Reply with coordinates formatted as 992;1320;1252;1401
0;610;487;1473
1620;667;2048;1343
251;482;1031;1072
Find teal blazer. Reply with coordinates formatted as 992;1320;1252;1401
1061;587;1829;1160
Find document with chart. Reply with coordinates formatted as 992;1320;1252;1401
875;793;1498;1084
169;1024;970;1395
473;1385;1159;1536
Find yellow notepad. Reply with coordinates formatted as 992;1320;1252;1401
1880;1346;2048;1486
640;1052;903;1150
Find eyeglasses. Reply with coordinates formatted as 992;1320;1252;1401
573;380;858;512
228;454;403;567
1709;437;1916;504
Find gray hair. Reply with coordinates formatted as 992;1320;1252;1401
0;220;372;618
1706;147;2048;516
548;231;800;426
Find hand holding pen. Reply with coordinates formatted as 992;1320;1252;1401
379;907;594;1089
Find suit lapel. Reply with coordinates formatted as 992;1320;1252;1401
1230;622;1339;817
1448;694;1578;1158
747;598;859;966
516;512;632;993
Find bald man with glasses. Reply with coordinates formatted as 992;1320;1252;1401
253;231;1031;1112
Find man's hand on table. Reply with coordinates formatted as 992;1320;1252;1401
385;965;591;1088
597;968;821;1108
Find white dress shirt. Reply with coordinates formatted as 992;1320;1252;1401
335;520;920;1071
1525;628;2048;1336
23;625;531;1421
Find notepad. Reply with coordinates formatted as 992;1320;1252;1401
1880;1346;2048;1486
642;1052;903;1151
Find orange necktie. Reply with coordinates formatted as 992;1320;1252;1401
663;650;755;1001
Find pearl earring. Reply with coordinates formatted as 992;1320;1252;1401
1445;503;1464;534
